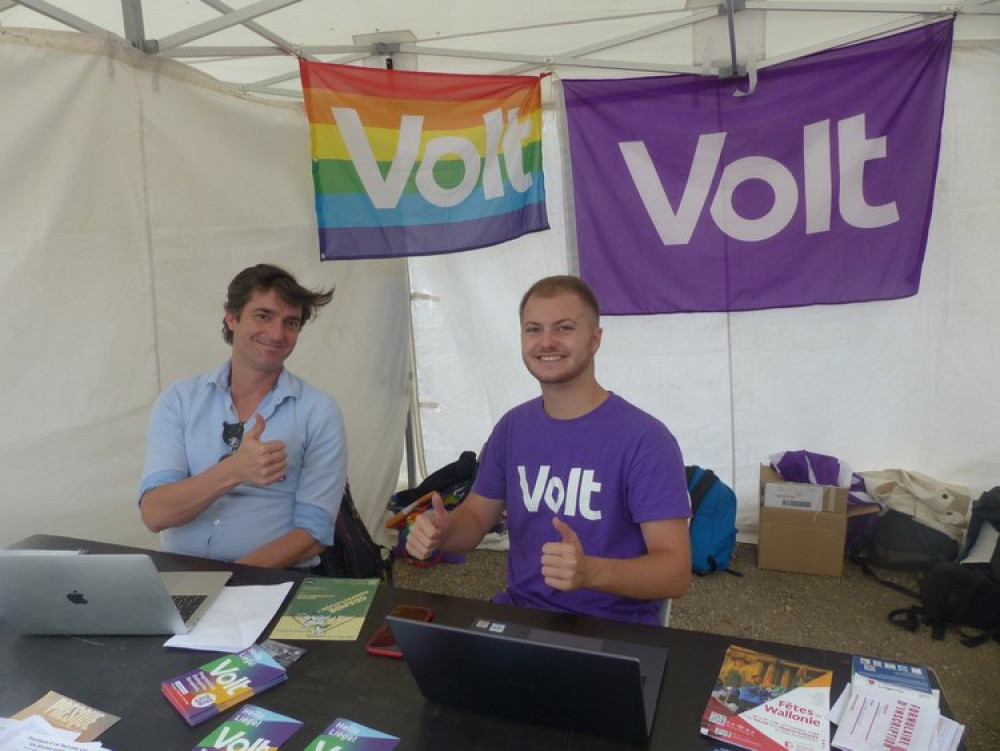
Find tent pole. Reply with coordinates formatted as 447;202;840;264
199;0;304;58
120;0;148;52
725;0;741;75
371;44;428;489
13;0;107;35
155;0;301;53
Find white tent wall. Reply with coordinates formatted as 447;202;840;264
409;41;1000;538
0;30;411;548
1;20;997;551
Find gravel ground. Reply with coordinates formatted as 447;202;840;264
392;542;997;750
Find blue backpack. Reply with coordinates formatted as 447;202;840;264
686;465;739;575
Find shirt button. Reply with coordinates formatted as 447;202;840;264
214;519;221;526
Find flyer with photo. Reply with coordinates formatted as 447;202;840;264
701;645;832;751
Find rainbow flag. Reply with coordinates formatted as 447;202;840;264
301;61;548;260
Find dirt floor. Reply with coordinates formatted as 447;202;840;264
392;542;997;751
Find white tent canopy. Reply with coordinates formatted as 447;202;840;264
1;1;998;96
1;1;998;552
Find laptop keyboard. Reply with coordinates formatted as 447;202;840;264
171;594;207;622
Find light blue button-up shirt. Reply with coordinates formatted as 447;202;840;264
139;362;347;566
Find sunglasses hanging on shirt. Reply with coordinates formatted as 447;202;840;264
220;421;244;462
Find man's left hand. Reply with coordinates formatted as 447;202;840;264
541;517;588;592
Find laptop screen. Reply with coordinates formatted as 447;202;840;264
0;552;230;635
388;615;668;743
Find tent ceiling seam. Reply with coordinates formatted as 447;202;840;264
133;91;162;396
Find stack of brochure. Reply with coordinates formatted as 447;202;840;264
303;717;400;750
194;704;302;750
160;644;288;726
830;656;964;751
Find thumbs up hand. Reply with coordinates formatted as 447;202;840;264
541;517;588;592
231;413;287;486
405;493;450;560
244;415;266;442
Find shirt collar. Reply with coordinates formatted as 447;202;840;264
207;361;301;404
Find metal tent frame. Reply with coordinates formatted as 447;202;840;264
2;0;996;99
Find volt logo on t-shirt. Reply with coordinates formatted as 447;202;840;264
517;465;602;520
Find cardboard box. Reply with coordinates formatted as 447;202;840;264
758;465;879;577
763;482;826;512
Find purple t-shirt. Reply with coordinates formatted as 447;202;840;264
473;393;690;625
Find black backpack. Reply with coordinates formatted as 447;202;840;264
388;452;480;564
889;562;1000;646
887;488;1000;647
851;508;958;571
390;451;478;509
319;483;394;582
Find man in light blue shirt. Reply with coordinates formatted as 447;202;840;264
139;264;347;570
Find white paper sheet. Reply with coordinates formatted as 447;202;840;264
164;582;294;653
0;716;103;750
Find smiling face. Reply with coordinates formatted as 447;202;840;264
224;287;303;375
520;290;602;386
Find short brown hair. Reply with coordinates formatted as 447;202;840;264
222;264;334;344
519;275;600;324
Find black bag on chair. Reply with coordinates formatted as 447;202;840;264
320;483;394;582
391;451;478;508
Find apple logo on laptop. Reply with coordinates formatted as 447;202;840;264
66;590;88;605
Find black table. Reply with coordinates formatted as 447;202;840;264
0;535;959;750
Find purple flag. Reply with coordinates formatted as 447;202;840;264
563;20;953;314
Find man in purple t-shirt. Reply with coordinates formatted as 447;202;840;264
406;276;691;624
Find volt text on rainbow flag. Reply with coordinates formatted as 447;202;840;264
301;62;548;260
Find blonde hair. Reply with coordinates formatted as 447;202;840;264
518;275;600;323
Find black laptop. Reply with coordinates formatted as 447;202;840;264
387;614;668;743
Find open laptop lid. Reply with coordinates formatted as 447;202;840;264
0;553;231;635
388;615;668;743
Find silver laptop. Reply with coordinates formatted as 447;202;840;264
0;552;231;635
388;614;668;743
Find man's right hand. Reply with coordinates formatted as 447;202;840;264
230;414;287;486
139;413;288;534
405;493;448;560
